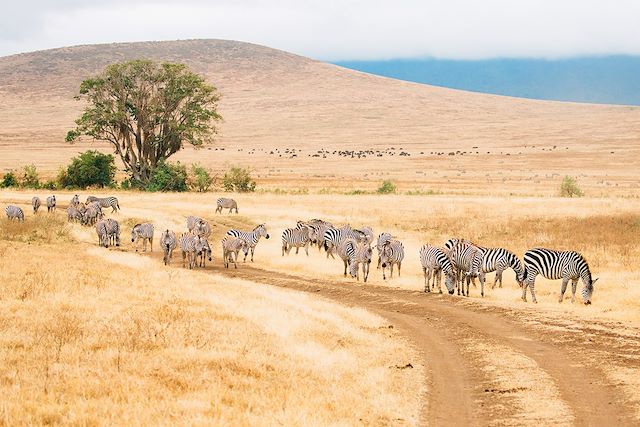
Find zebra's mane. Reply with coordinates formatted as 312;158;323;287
253;224;265;231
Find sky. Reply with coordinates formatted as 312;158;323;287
2;1;640;61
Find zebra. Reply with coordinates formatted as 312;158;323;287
226;223;270;262
131;223;154;252
67;206;82;222
449;241;485;296
222;236;248;268
357;226;375;245
419;245;455;294
160;230;178;266
95;220;109;247
282;225;312;256
336;238;358;277
81;205;102;226
86;196;119;213
46;195;56;213
5;205;24;221
323;225;364;258
105;218;120;247
471;247;525;296
523;248;597;304
216;198;238;214
376;232;394;268
379;239;404;280
308;220;334;251
350;242;373;282
194;219;212;238
32;197;41;213
70;195;79;207
196;237;213;268
179;233;199;269
76;202;87;214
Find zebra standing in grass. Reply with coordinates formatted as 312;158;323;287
376;232;394;268
323;225;364;258
82;205;102;226
308;220;334;251
282;224;312;256
216;197;238;214
5;205;24;221
196;237;213;268
357;226;375;246
67;206;82;222
105;218;120;247
95;219;109;247
46;195;56;213
350;242;373;282
226;224;270;262
419;245;456;294
336;238;358;277
222;236;248;268
449;241;485;296
471;247;525;296
523;248;597;304
179;233;199;269
131;223;154;252
86;196;119;213
76;202;87;214
186;216;212;238
70;195;79;207
160;230;178;266
32;197;41;213
379;239;404;280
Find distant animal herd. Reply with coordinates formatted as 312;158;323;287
4;195;596;305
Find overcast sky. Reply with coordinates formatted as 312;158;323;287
2;0;639;60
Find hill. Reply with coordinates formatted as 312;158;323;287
0;39;638;195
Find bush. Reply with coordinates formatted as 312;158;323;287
145;161;187;192
41;180;58;190
0;171;18;188
222;166;256;192
21;164;40;189
377;180;396;194
189;164;214;192
65;151;116;189
560;176;584;197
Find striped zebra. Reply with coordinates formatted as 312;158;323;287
76;202;87;214
5;205;24;221
226;224;270;262
282;225;312;256
105;219;120;247
32;197;41;213
357;226;375;246
186;216;212;238
380;239;404;280
336;238;358;277
376;233;394;269
449;241;485;296
86;196;119;213
216;198;238;214
350;242;373;282
323;225;364;259
307;220;334;251
160;230;178;266
196;237;213;268
471;247;525;296
81;205;102;226
419;245;455;294
131;223;154;252
46;195;56;213
222;236;248;268
70;195;79;207
179;233;199;269
523;248;597;304
67;206;82;222
95;220;109;247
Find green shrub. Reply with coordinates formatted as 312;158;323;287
21;164;40;188
377;180;396;194
145;161;187;192
1;171;18;188
560;176;584;197
222;166;256;192
64;151;116;189
41;180;58;190
189;164;214;192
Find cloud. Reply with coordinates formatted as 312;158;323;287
1;0;639;60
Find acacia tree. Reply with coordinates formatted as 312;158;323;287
66;60;221;184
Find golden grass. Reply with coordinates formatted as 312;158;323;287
0;210;423;425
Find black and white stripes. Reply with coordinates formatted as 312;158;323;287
226;224;270;262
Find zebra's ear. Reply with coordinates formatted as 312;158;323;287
592;278;599;285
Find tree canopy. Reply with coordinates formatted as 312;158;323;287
66;60;221;184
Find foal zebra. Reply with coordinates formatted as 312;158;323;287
419;245;455;294
46;195;56;213
96;220;109;247
196;237;213;268
131;223;154;252
32;197;41;213
226;224;270;262
222;236;248;268
282;225;312;256
86;196;119;213
179;233;199;269
379;239;404;280
5;205;24;221
523;248;597;304
216;198;238;214
160;230;178;266
471;247;525;297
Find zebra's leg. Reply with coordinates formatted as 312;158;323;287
480;273;485;297
570;278;579;303
150;238;153;253
304;243;309;256
423;267;428;292
343;259;348;277
559;277;570;303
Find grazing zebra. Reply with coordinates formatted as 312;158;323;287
350;242;373;282
336;238;358;277
131;223;154;252
179;233;199;269
76;202;87;214
379;239;404;280
86;196;119;213
376;232;394;269
216;198;238;214
46;195;56;213
523;248;597;304
419;245;455;294
67;206;82;222
282;225;312;256
5;205;24;221
32;197;41;213
196;237;213;268
105;219;121;247
471;247;525;296
222;236;248;268
449;241;485;296
226;223;270;262
70;195;79;207
323;225;363;258
160;230;178;266
95;220;109;247
82;205;102;226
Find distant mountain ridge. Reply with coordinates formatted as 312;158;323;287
335;56;640;106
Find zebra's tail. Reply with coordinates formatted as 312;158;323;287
323;240;330;252
117;201;120;211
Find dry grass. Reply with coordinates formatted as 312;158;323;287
0;208;423;425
